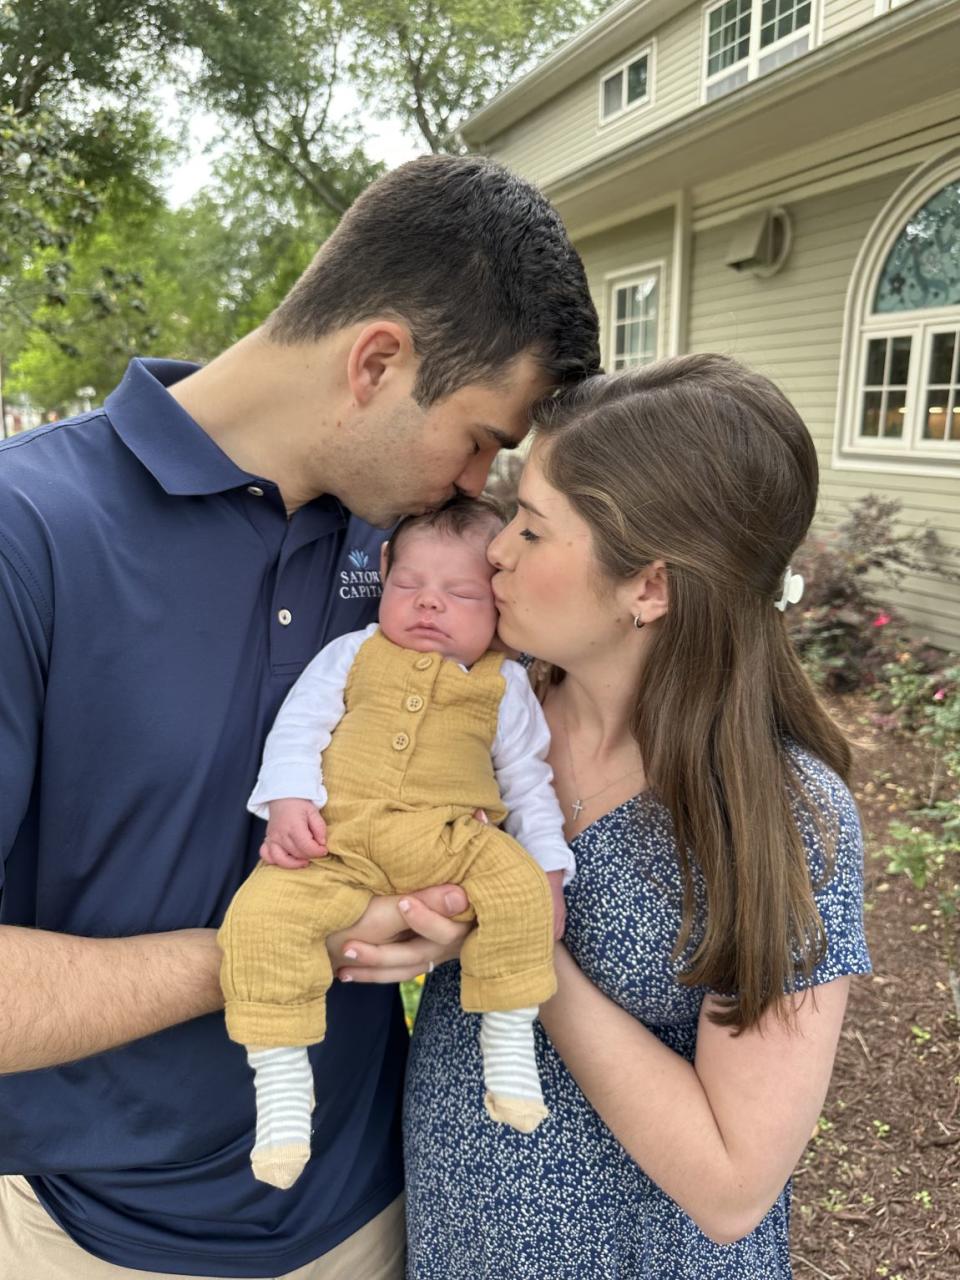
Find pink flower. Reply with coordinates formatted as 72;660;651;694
872;613;892;627
933;688;946;702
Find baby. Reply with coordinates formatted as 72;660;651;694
218;495;573;1190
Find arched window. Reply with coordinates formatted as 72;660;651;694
836;154;960;473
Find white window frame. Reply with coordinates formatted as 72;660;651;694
700;0;817;104
598;42;655;126
604;263;665;372
834;150;960;477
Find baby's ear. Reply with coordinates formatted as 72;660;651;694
379;541;390;581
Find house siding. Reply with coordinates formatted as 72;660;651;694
686;170;960;648
821;0;878;42
486;3;701;189
578;210;676;369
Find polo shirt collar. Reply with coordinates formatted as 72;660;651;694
106;357;261;497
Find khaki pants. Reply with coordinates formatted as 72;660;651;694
219;808;556;1047
0;1176;404;1280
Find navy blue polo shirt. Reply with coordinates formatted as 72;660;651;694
0;359;407;1275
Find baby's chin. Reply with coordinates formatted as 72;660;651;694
381;621;496;668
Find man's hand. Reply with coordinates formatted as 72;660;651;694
329;884;474;984
546;870;567;940
261;797;327;868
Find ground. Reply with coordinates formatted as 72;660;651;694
790;694;960;1279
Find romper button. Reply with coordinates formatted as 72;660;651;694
392;732;410;751
405;694;424;712
414;656;432;670
247;485;264;497
277;608;292;626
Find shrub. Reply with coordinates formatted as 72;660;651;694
787;496;958;692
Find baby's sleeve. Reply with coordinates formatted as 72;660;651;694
492;661;575;886
247;624;375;819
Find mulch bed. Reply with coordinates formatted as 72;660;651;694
790;694;960;1279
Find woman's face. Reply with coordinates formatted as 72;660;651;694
487;442;627;666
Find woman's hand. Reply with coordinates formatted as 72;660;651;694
328;884;474;984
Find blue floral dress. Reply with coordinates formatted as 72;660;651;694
403;747;871;1279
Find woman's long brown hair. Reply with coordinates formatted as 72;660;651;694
536;353;852;1031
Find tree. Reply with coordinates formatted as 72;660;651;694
350;0;606;154
186;0;382;221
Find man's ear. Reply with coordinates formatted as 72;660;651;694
347;321;415;407
624;559;669;626
379;541;390;582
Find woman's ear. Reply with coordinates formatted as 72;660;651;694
625;559;669;626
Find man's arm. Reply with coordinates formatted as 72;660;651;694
0;925;223;1074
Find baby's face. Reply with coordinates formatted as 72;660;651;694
379;528;499;667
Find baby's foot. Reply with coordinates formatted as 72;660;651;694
479;1008;549;1134
247;1045;315;1189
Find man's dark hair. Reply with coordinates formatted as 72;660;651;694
384;494;506;575
266;155;600;405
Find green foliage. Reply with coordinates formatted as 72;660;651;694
788;496;959;692
881;665;960;984
350;0;607;153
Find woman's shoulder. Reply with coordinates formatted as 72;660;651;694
783;742;863;860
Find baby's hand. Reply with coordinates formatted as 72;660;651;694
261;798;328;869
546;870;567;940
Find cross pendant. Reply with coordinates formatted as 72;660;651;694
571;799;584;819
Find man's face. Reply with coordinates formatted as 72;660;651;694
378;528;499;668
338;353;550;528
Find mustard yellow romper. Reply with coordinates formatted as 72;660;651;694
219;630;557;1048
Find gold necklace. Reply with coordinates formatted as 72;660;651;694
561;703;644;820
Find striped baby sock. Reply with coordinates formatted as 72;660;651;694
480;1006;549;1133
246;1045;315;1189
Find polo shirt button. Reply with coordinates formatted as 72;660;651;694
392;732;410;751
405;694;424;712
277;608;292;626
247;485;265;497
414;656;432;670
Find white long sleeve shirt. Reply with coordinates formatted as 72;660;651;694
248;624;575;885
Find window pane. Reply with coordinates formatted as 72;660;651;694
865;338;887;386
860;392;882;437
760;0;808;46
615;324;626;357
626;57;648;103
603;73;622;118
929;332;956;384
883;390;906;438
615;288;627;321
641;320;657;358
624;322;641;357
875;179;960;312
889;335;911;385
924;392;949;440
708;0;751;75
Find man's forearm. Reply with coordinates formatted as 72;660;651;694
0;925;224;1073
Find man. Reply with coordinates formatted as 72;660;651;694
0;154;599;1277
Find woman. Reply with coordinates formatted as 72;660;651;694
344;353;869;1278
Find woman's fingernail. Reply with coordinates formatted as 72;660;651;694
343;948;358;960
341;974;353;982
444;892;462;913
398;899;411;912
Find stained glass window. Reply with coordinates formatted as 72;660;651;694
875;180;960;313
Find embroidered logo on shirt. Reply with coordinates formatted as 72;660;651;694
340;546;382;599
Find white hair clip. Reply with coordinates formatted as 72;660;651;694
775;566;804;612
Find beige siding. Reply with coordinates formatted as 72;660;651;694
685;172;960;649
821;0;877;42
484;0;892;193
577;210;676;369
487;4;702;190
